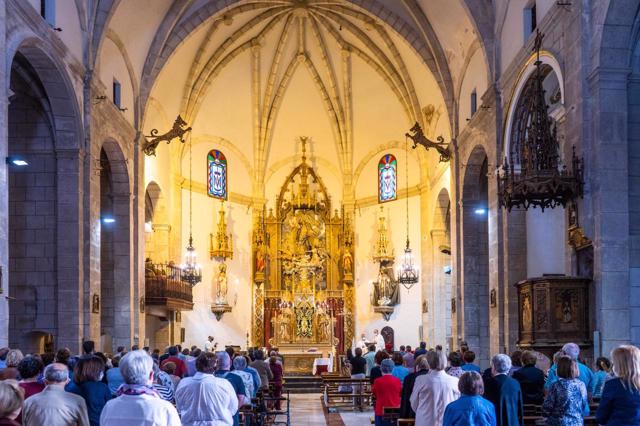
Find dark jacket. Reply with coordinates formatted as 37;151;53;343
512;365;545;405
370;366;382;384
596;377;640;425
399;369;428;418
483;373;524;426
67;380;112;426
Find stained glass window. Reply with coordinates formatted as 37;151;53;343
207;149;227;200
378;154;397;203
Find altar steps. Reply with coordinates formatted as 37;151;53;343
283;376;323;393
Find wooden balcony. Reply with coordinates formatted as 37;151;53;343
145;262;194;311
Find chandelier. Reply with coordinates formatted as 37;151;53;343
398;135;419;289
498;30;583;211
181;132;202;286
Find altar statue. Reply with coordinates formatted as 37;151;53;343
315;307;331;342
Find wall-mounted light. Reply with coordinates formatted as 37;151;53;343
474;208;486;215
102;216;116;224
6;157;28;167
144;222;153;233
443;265;452;275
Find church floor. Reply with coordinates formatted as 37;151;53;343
287;393;373;426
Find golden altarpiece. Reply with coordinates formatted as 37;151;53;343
251;139;354;373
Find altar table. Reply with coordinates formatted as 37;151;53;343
312;357;333;375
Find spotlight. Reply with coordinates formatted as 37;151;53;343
6;157;28;167
102;216;116;224
474;208;486;215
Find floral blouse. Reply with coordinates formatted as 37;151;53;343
542;378;589;426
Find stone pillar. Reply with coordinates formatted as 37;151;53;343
502;209;527;351
112;193;134;350
430;229;452;348
56;149;84;353
587;67;631;354
133;136;144;347
0;0;8;347
488;172;504;357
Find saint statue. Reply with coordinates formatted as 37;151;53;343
214;263;228;304
342;249;353;275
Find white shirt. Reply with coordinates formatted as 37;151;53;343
410;370;460;426
100;393;181;426
204;340;215;352
175;372;239;426
374;334;385;351
356;337;367;351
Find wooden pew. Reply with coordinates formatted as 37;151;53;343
322;376;372;411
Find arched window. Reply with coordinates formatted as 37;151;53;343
378;154;397;203
207;149;227;200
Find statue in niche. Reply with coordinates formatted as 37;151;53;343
255;249;266;274
342;250;353;275
315;306;331;342
560;291;573;323
522;294;532;330
214;263;228;305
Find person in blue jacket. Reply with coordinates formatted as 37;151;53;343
444;371;496;426
545;343;595;396
596;345;640;425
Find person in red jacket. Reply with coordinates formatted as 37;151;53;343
372;359;402;426
160;346;186;378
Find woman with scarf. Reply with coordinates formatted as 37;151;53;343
100;350;180;426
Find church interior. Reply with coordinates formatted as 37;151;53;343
1;0;639;423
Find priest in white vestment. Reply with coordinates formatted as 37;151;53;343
373;329;385;352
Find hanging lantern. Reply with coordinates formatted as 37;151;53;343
497;30;583;211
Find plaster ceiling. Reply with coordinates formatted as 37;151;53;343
98;0;491;191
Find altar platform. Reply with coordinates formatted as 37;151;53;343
279;344;334;376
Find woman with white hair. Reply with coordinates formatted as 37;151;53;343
229;355;254;400
483;354;523;426
99;350;180;426
372;359;402;426
410;350;461;426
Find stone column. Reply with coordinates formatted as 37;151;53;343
56;149;84;353
431;229;452;348
0;0;8;347
587;67;631;354
112;193;134;350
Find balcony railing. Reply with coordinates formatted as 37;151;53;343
145;262;194;311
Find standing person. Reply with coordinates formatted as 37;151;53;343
482;354;523;426
404;346;415;370
410;350;461;426
0;380;24;426
414;342;427;358
542;356;589;425
370;351;390;384
443;372;497;426
364;345;376;377
214;352;246;426
242;355;262;395
447;352;465;378
461;351;481;373
175;352;238;426
391;352;410;385
372;359;402;426
592;357;612;399
249;350;272;391
67;356;112;426
23;363;90;426
400;355;429;419
374;329;385;352
512;351;545;405
596;345;640;425
17;356;45;399
0;348;9;370
160;346;187;378
546;343;595;396
204;336;218;352
348;348;367;379
268;354;284;411
0;350;23;381
100;350;180;426
161;362;181;390
357;333;368;351
229;356;254;400
106;356;125;395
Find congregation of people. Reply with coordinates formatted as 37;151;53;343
0;338;287;426
349;341;640;426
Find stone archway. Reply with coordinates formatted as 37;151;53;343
6;43;82;353
461;145;490;368
99;140;132;352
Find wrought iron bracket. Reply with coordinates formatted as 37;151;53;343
405;122;451;162
142;115;192;156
